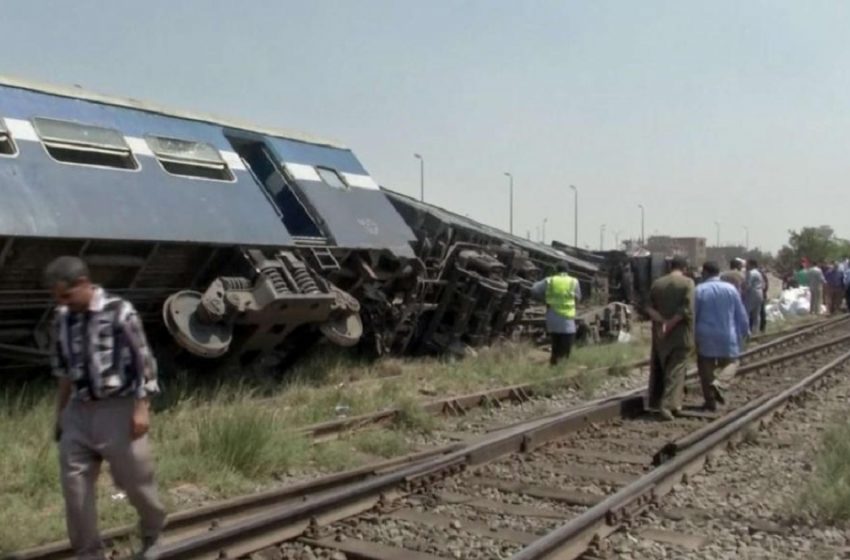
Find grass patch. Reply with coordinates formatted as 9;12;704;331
393;397;437;434
351;429;410;458
196;405;310;478
571;337;648;373
797;417;850;523
312;440;357;472
573;369;605;399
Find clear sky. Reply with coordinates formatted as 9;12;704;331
2;1;849;252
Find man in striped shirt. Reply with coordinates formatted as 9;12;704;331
47;256;165;560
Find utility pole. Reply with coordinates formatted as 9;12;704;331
638;204;645;245
413;153;424;202
569;185;578;247
504;172;514;234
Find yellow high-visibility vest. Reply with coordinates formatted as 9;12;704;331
545;274;578;319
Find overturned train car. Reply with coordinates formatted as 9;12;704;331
381;190;603;353
0;77;592;375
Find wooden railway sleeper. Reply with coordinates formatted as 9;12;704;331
443;400;466;416
481;394;502;409
509;386;532;404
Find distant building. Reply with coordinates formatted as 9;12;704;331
706;246;759;270
646;236;707;266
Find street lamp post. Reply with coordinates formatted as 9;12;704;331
413;153;424;202
569;185;578;247
504;172;514;234
638;204;645;245
614;230;622;249
542;217;548;244
714;221;720;247
600;224;606;251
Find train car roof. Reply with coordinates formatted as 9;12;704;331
0;76;420;253
0;74;346;149
382;188;599;273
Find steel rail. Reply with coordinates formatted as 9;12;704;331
511;351;850;560
6;315;846;560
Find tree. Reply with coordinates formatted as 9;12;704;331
775;226;850;275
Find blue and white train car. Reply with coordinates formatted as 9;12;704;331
0;76;418;372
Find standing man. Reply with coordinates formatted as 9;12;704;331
794;261;809;289
645;256;694;421
744;259;765;331
621;261;634;305
843;258;850;312
531;262;581;365
720;258;746;295
694;261;750;411
825;261;844;314
46;256;165;560
807;261;826;315
759;265;770;333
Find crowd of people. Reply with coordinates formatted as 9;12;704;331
787;257;850;315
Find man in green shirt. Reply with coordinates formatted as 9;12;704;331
793;262;808;288
645;256;695;421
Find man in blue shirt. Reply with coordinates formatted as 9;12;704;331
695;261;750;411
843;257;850;311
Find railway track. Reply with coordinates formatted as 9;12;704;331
7;315;848;560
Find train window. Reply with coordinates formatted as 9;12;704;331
316;167;348;190
0;119;16;156
32;117;138;170
145;135;234;181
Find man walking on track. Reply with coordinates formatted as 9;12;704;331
46;256;165;560
844;259;850;312
720;258;745;295
645;256;695;421
744;259;765;331
825;261;844;314
807;261;826;315
694;261;750;411
531;262;581;366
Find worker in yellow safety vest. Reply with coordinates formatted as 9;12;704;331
531;262;582;365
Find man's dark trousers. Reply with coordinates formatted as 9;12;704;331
550;333;575;365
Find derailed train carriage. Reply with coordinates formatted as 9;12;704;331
380;190;602;354
0;76;600;375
